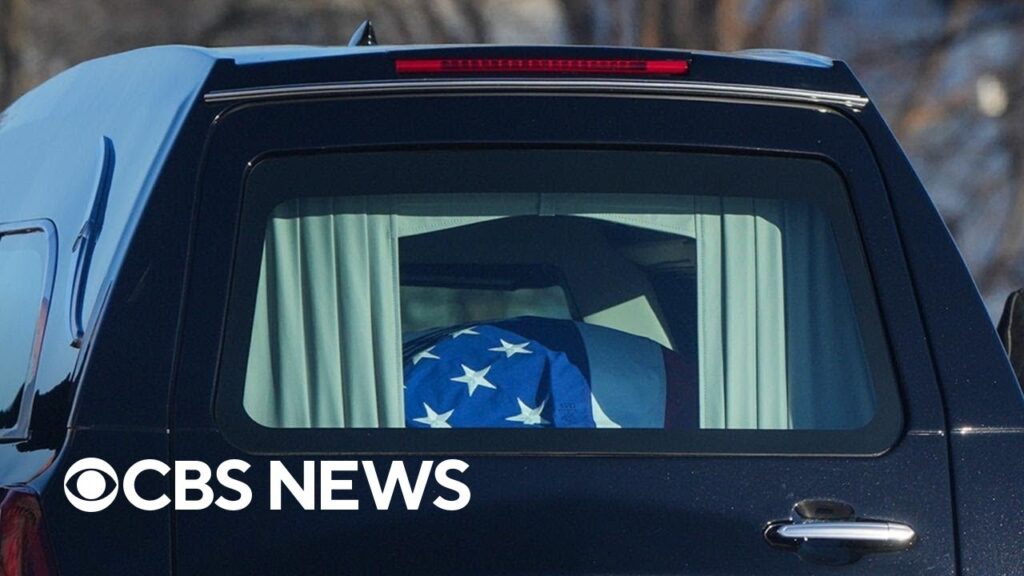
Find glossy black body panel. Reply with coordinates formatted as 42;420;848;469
854;106;1024;432
171;86;953;574
175;430;953;575
853;104;1024;576
948;432;1024;575
202;46;867;99
42;430;170;576
2;44;1019;575
0;47;214;484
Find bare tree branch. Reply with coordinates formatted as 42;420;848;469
0;0;21;108
458;0;488;43
560;0;596;44
892;0;974;140
799;1;824;53
714;0;746;51
742;0;789;48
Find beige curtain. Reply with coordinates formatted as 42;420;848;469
242;194;873;430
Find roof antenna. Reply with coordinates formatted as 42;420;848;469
348;20;378;47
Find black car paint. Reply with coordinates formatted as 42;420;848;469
1;46;1018;574
171;91;949;574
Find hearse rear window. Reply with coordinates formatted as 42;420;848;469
0;225;51;432
229;150;891;436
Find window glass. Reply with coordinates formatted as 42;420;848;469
241;186;876;431
0;230;48;430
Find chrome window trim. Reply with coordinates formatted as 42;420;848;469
0;219;58;442
204;79;869;110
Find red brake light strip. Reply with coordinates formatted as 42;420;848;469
395;58;689;76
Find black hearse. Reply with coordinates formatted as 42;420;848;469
0;29;1022;575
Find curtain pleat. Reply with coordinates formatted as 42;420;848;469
722;197;759;428
754;200;789;429
244;199;405;428
784;203;875;429
697;196;726;429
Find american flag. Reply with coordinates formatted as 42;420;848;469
402;316;697;429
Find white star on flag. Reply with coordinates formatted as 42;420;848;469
412;346;440;365
506;397;550;426
450;327;480;338
413;403;454;428
488;339;533;358
450;364;497;396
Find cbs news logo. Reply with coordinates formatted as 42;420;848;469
64;457;471;512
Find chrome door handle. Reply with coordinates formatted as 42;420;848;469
765;500;916;565
767;520;916;547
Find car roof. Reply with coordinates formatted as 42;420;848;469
0;43;843;135
204;44;835;68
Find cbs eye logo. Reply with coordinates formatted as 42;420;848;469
63;458;119;512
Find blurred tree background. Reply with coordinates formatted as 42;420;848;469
1;0;1022;314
